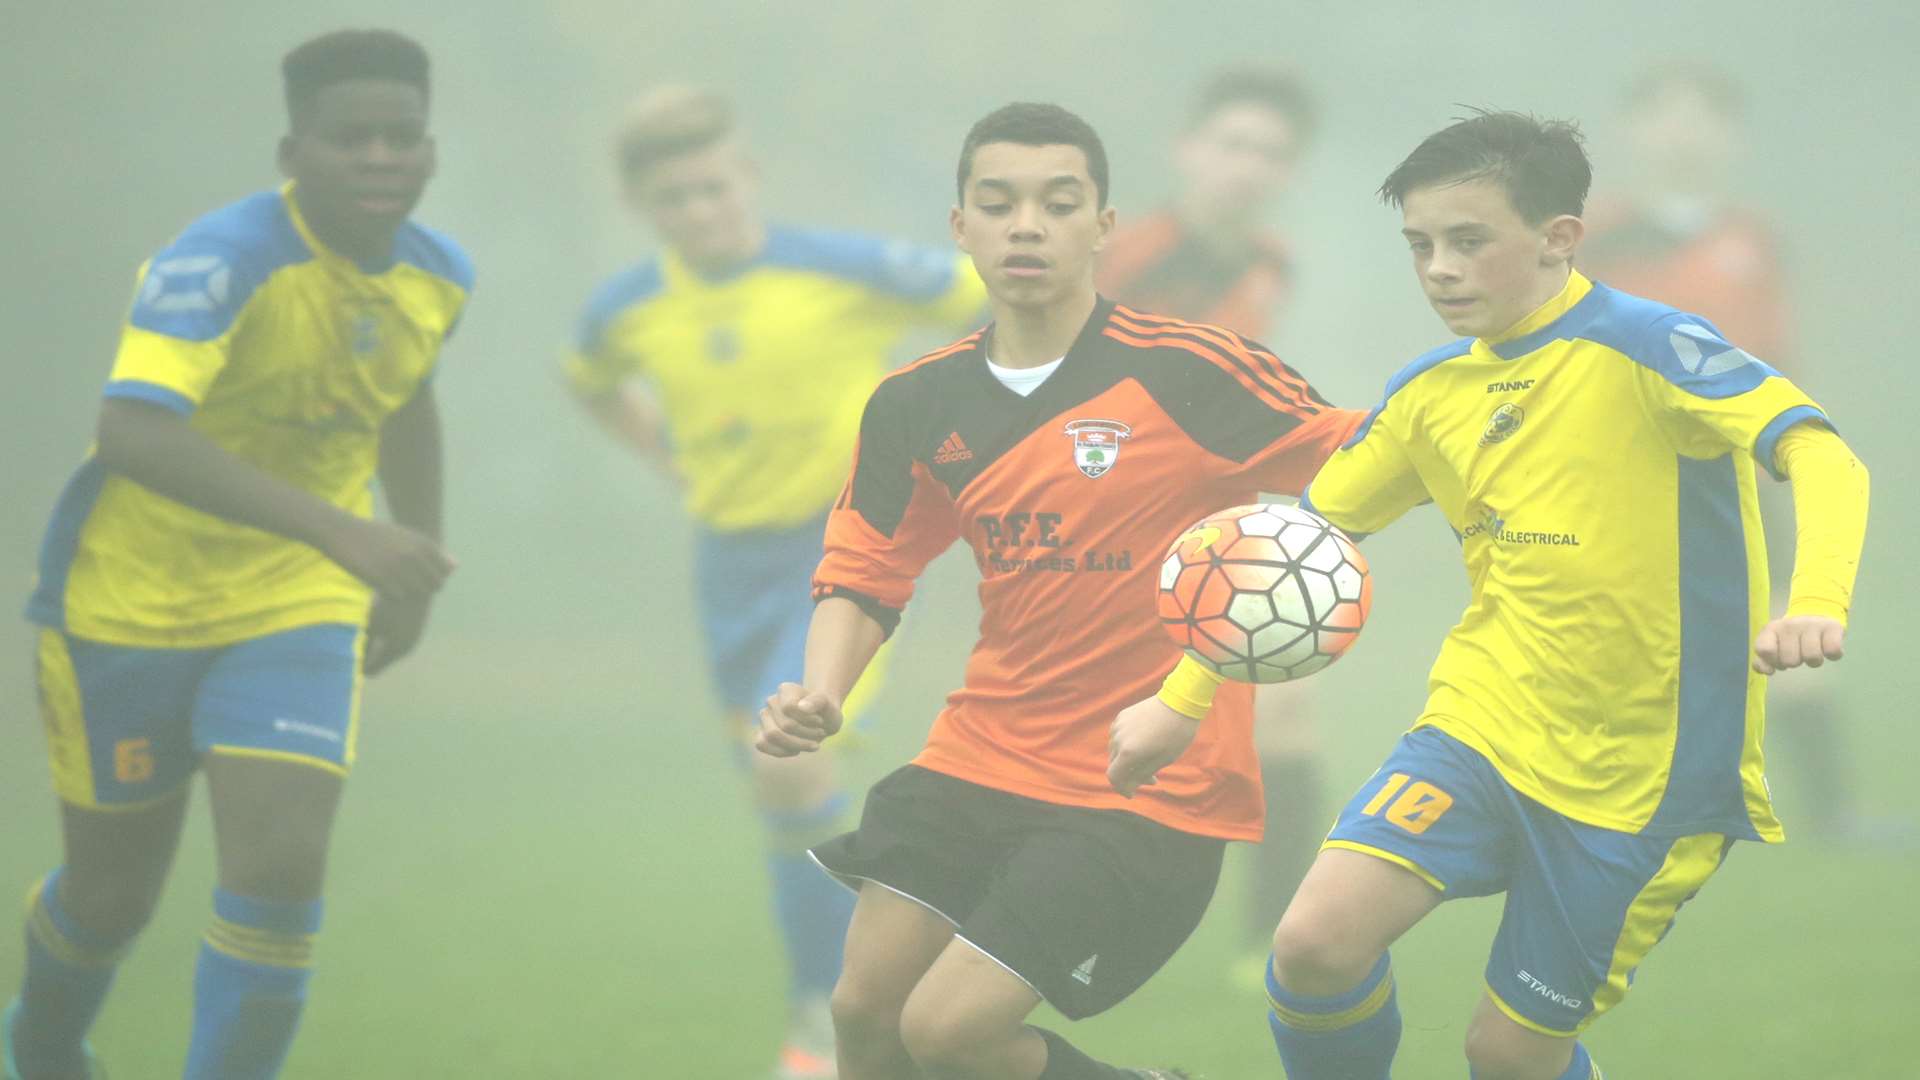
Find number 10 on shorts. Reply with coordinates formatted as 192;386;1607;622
1361;772;1454;835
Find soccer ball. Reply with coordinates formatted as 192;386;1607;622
1157;503;1371;683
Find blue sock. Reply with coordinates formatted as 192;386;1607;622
1266;951;1401;1080
1559;1045;1605;1076
12;869;140;1076
1470;1040;1599;1080
183;890;322;1080
763;794;856;1002
1557;1042;1600;1080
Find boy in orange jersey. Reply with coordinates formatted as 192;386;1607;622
758;102;1361;1080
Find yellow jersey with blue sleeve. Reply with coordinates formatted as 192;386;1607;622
1303;269;1825;842
27;182;473;649
565;226;984;532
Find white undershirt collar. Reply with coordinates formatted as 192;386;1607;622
985;354;1065;397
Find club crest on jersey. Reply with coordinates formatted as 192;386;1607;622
1063;419;1131;478
350;312;382;357
1479;403;1524;446
708;325;741;364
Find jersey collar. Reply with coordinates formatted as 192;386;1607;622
281;181;395;275
1480;269;1599;361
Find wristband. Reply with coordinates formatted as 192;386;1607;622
1156;654;1227;720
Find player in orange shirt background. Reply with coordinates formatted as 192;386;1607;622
1097;67;1333;951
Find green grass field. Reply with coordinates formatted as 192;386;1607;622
2;524;1914;1079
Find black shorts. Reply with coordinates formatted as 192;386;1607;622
811;764;1225;1019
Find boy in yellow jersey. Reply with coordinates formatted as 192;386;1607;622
563;86;984;1079
1242;112;1869;1079
5;30;468;1080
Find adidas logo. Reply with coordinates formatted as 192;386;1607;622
1070;954;1098;985
933;432;974;464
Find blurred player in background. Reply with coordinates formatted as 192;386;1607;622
759;101;1361;1080
5;30;468;1080
1582;67;1891;846
1096;65;1328;956
563;86;984;1079
1262;111;1868;1080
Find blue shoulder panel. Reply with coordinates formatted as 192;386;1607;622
128;191;311;343
576;260;664;352
394;221;476;292
1575;284;1781;399
1342;338;1474;448
760;225;956;301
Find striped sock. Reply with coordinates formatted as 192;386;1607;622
1266;952;1401;1080
183;890;322;1080
12;869;139;1076
763;793;856;1002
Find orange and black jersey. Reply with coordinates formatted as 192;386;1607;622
815;299;1363;840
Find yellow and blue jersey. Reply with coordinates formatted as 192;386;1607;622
27;182;473;649
566;226;984;532
1304;270;1824;842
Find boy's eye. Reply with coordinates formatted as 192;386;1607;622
979;204;1011;215
1048;203;1078;215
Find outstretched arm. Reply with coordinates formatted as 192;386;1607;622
1753;423;1869;674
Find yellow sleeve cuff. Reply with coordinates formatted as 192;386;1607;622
1157;654;1228;720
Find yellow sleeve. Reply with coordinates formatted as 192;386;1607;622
1157;654;1228;720
565;303;645;400
1775;424;1869;624
563;346;635;399
1299;404;1429;538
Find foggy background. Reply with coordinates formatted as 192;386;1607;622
4;1;1916;1076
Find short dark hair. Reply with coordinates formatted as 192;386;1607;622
1379;109;1590;224
283;29;430;125
957;103;1110;208
616;85;735;179
1624;66;1745;120
1189;66;1316;145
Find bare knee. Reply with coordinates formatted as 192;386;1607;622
55;869;162;940
1270;911;1380;996
208;760;342;901
898;995;1006;1078
219;820;332;900
1463;1012;1571;1080
830;973;906;1050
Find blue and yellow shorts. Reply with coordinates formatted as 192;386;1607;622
34;623;364;810
692;515;889;742
1325;725;1732;1036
